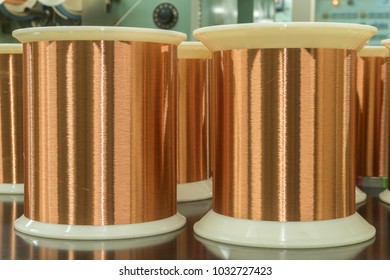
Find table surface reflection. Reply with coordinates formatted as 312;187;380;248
1;188;389;260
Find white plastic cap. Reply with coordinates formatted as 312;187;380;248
381;39;390;50
193;22;377;51
13;26;187;45
358;46;389;57
3;0;36;14
0;44;22;54
178;41;212;59
38;0;65;6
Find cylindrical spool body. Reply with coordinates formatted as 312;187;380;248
0;44;23;194
212;47;357;221
13;26;186;239
177;41;212;202
193;22;377;248
356;46;389;188
379;39;390;204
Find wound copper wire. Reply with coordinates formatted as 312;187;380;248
177;55;210;183
0;53;23;184
212;48;356;222
356;54;388;179
23;40;177;226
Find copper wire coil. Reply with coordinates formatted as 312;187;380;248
0;53;23;184
356;54;388;178
177;56;210;183
23;40;177;226
212;48;356;222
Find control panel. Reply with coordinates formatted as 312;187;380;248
315;0;390;45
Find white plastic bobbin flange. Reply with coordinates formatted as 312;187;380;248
0;184;23;195
38;0;65;6
379;189;390;204
14;213;186;240
52;0;82;20
0;194;24;203
60;0;81;15
16;227;183;251
0;43;22;53
194;210;376;249
2;0;37;16
177;178;212;202
195;234;375;260
355;186;367;205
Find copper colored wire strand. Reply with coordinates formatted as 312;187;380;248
0;53;23;184
23;40;177;226
356;56;388;178
212;48;356;222
177;58;210;183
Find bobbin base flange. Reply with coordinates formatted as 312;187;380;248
0;183;23;195
379;189;390;204
195;234;375;260
177;178;212;202
0;194;24;203
194;210;376;248
355;186;367;204
14;212;186;240
15;227;183;251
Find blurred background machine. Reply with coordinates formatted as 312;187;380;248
0;1;389;44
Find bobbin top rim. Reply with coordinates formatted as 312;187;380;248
178;41;212;59
193;22;377;51
358;46;389;57
12;26;187;45
0;43;23;54
380;39;390;50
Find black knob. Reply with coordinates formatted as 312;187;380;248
153;3;178;29
158;7;173;23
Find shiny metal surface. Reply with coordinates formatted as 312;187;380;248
1;190;390;259
177;58;210;184
0;53;23;184
356;55;388;178
212;48;356;222
23;40;177;226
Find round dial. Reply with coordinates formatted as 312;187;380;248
153;3;179;29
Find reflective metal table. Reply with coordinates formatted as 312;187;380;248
1;188;389;260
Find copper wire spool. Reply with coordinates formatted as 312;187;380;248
193;22;377;248
380;40;390;204
176;42;212;202
0;44;23;194
12;26;186;240
356;46;389;189
211;47;357;222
